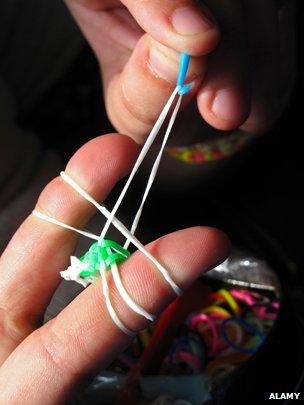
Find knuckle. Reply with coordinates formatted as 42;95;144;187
0;306;39;350
37;323;80;379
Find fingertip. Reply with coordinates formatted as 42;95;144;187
198;87;250;131
126;1;220;57
66;134;139;187
148;226;231;289
165;2;221;56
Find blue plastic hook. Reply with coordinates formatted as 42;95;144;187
177;53;191;95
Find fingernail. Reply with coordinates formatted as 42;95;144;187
171;6;214;36
148;46;179;83
211;89;239;121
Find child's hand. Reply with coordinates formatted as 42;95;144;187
0;134;229;401
65;0;296;143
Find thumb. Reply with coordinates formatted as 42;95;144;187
103;34;206;143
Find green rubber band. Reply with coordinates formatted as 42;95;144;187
79;240;130;279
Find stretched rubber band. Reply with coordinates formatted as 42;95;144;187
100;262;135;337
98;86;180;245
32;210;99;241
111;262;156;322
104;56;191;252
59;172;182;295
124;95;183;249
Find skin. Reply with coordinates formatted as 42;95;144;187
64;0;297;143
0;134;230;402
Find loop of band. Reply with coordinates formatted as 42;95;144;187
124;95;183;250
111;262;156;322
98;87;180;245
78;241;130;278
60;171;182;296
220;316;265;354
100;264;135;337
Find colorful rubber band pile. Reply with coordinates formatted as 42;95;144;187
160;287;279;385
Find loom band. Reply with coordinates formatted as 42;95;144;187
218;322;243;357
105;253;130;268
249;302;279;320
104;245;156;322
78;254;126;278
188;314;219;354
124;95;183;250
230;289;256;306
220;317;266;355
78;242;129;278
79;269;97;278
100;263;136;337
60;172;182;297
110;262;156;322
214;289;241;315
102;240;131;258
98;86;181;245
169;334;205;368
201;306;232;319
178;84;192;96
177;53;190;89
32;210;100;242
102;82;190;255
197;319;237;354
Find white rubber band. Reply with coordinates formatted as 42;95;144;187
111;262;156;322
98;87;180;244
100;263;135;337
124;95;183;250
32;210;99;241
60;172;182;296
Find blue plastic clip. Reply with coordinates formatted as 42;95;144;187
177;53;191;95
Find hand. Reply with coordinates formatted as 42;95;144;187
0;134;229;402
65;0;296;143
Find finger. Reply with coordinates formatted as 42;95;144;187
122;0;220;56
0;134;139;363
68;0;220;56
197;0;250;130
105;34;206;143
240;0;279;133
0;227;230;403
